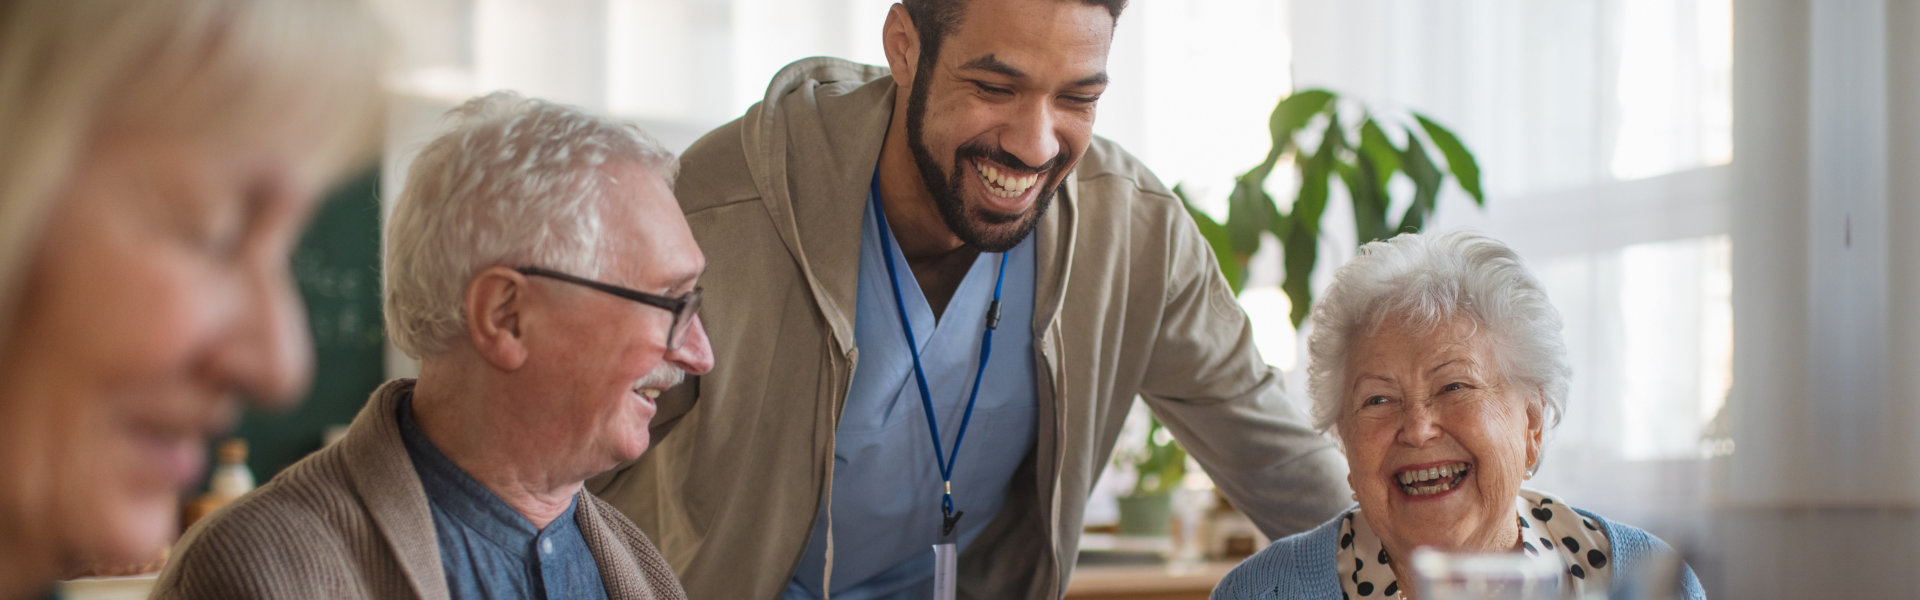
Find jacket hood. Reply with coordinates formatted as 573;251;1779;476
733;57;896;353
740;56;895;205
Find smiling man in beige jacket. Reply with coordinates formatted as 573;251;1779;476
588;0;1350;598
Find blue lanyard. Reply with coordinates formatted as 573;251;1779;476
869;173;1008;538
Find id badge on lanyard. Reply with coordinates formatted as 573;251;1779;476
873;173;1009;600
932;504;965;600
933;539;958;600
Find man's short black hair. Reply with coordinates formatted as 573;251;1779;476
902;0;1127;64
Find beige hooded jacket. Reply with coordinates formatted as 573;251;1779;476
588;57;1349;600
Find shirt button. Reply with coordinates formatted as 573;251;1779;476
540;539;554;554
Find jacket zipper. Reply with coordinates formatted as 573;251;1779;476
1038;328;1066;598
818;346;857;599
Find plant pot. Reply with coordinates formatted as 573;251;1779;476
1115;492;1173;537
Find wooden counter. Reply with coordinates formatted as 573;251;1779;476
1066;559;1238;600
1067;533;1241;600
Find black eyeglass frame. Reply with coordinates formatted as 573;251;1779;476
514;266;702;350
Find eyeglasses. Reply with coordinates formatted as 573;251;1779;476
515;266;703;350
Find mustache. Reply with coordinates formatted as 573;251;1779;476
957;140;1068;175
635;363;686;390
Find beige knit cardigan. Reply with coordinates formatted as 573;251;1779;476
151;379;686;599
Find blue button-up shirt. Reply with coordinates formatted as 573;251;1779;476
782;188;1040;599
397;397;609;600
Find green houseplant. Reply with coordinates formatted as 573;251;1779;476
1175;88;1486;326
1112;414;1185;536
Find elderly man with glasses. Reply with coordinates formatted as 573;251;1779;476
154;92;712;600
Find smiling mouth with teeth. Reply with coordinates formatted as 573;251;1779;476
975;161;1041;199
1395;462;1471;497
633;387;661;400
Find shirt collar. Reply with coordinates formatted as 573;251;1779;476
395;394;579;552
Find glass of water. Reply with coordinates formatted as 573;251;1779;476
1410;546;1579;600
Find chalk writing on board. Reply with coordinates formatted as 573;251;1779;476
293;253;384;350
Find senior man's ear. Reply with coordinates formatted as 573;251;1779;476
464;266;530;370
882;4;921;90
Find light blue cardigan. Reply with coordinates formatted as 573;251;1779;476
1212;507;1705;599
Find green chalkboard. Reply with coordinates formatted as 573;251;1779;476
194;167;387;491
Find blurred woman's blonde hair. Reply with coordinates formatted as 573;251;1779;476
0;0;388;347
0;0;386;582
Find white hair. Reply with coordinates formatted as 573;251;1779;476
383;91;678;358
1305;230;1571;440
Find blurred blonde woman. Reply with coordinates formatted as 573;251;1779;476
0;1;385;597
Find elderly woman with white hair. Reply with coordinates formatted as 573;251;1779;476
1213;231;1704;599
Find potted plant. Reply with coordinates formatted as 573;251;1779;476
1112;414;1186;537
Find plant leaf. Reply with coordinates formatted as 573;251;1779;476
1277;107;1344;329
1265;89;1337;169
1398;125;1443;234
1226;175;1272;259
1339;157;1390;245
1266;189;1292;242
1281;217;1318;328
1414;113;1484;205
1291;109;1343;236
1176;185;1245;294
1398;201;1426;234
1357;117;1401;188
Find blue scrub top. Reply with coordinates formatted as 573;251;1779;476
782;189;1039;599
